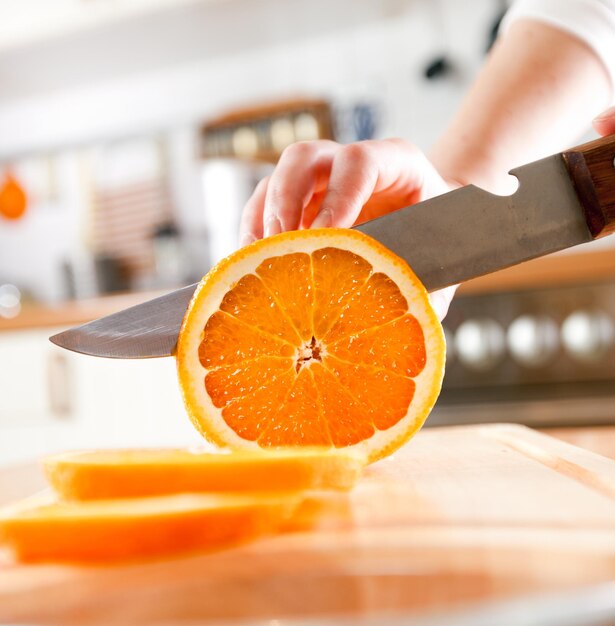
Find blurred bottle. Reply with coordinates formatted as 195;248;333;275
152;222;188;288
201;159;273;264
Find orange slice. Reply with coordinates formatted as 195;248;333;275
177;228;445;463
44;448;364;501
0;492;295;563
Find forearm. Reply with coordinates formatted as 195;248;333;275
429;19;611;193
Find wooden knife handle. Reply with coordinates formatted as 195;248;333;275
562;133;615;239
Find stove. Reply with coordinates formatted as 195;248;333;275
431;280;615;427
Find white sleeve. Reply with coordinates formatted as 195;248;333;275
501;0;615;103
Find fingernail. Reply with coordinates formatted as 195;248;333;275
593;105;615;122
239;233;257;248
264;216;282;237
311;209;332;229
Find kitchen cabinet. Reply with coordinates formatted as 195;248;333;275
0;327;202;466
0;329;55;425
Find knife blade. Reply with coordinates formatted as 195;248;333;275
50;134;615;358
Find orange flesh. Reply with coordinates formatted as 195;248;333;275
44;449;364;500
0;494;292;563
201;247;427;448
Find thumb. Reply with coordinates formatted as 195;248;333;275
593;105;615;136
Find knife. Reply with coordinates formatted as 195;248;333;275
50;134;615;359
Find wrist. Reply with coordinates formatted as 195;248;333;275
430;153;514;194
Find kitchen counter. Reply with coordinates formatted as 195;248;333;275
544;426;615;461
2;423;615;625
0;289;167;332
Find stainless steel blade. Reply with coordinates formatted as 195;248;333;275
355;154;593;290
49;284;198;358
50;153;594;359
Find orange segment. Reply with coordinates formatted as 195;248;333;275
323;355;416;431
310;362;375;447
323;272;408;341
0;492;294;563
205;356;294;409
255;252;314;342
258;369;330;447
327;314;427;378
177;228;446;463
44;449;364;501
220;367;297;440
219;273;301;344
311;247;372;337
199;311;295;368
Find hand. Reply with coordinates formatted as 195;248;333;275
239;138;451;240
593;106;615;136
239;138;457;319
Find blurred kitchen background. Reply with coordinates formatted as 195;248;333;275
0;0;614;465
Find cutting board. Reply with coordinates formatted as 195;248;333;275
2;424;615;624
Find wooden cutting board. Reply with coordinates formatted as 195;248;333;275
1;423;615;624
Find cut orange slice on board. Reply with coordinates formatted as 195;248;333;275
0;492;295;563
177;228;445;463
44;448;364;501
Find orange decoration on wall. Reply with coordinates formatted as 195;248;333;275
0;173;27;221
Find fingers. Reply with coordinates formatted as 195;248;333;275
239;137;451;245
313;139;448;228
262;140;338;237
593;106;615;136
239;176;269;247
311;142;379;228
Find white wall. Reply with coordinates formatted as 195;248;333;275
0;0;506;300
0;0;498;156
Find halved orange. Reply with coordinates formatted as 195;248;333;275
0;491;295;563
44;448;364;501
177;228;445;463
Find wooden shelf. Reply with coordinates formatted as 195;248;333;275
458;249;615;295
